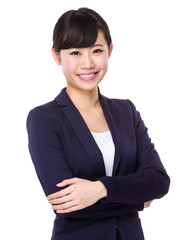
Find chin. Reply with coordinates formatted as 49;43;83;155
78;81;101;91
80;85;99;92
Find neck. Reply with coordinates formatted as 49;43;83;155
66;86;100;110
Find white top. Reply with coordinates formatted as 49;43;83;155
91;130;115;176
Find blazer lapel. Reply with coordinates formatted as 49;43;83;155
55;88;105;177
55;88;122;177
99;92;122;176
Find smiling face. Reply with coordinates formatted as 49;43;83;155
52;30;112;93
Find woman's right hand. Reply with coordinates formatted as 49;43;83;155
47;177;107;213
144;200;153;208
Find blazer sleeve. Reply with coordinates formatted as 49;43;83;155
26;107;144;219
98;100;170;205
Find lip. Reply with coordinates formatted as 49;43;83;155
77;72;98;81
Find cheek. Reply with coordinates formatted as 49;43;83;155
96;56;108;69
61;57;78;73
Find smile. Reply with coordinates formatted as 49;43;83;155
77;72;98;81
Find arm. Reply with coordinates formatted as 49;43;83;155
98;100;170;205
47;177;144;216
27;107;143;219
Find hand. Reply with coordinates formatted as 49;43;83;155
47;177;107;213
144;200;153;208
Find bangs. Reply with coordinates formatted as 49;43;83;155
60;13;99;49
53;8;112;52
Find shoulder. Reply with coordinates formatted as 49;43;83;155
101;94;140;126
27;100;61;128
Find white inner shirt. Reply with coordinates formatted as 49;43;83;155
91;130;115;176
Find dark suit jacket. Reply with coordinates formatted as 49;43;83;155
27;87;170;240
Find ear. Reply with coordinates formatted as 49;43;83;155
108;43;113;58
52;48;61;65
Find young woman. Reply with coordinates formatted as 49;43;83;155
27;8;170;240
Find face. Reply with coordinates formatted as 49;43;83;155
53;30;112;93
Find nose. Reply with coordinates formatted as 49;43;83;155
80;53;95;69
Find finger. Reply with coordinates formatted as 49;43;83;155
56;177;79;187
57;204;81;213
52;200;77;211
49;194;72;205
47;186;72;201
144;200;153;208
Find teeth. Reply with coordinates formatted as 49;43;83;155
79;73;95;78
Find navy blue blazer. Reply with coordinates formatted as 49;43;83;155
27;88;170;240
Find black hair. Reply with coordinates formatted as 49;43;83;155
52;8;112;52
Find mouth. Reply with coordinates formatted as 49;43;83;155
77;72;98;81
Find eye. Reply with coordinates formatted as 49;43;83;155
70;51;80;55
93;49;103;54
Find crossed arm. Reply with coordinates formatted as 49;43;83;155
47;177;153;214
27;104;169;218
27;108;145;219
46;100;169;214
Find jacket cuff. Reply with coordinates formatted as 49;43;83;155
98;176;114;203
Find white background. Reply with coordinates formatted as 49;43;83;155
0;0;189;239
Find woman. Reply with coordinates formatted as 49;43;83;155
27;8;170;240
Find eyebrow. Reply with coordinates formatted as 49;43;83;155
90;44;104;48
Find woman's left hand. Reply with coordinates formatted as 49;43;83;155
144;200;153;208
47;177;107;213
